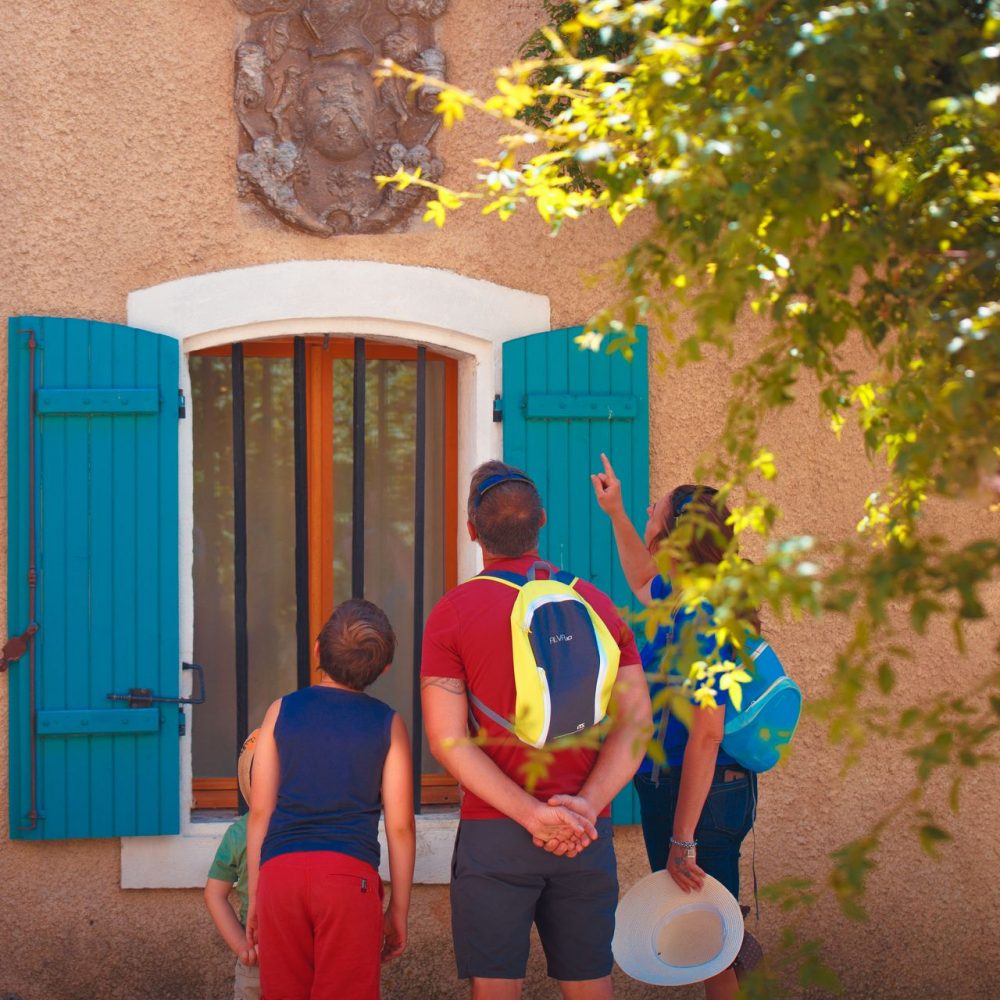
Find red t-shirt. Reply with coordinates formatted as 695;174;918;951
420;554;641;820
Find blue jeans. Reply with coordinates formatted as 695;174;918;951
633;766;757;899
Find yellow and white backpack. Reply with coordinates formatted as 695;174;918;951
468;561;621;749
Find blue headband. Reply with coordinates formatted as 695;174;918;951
673;495;694;517
671;486;718;520
473;471;534;507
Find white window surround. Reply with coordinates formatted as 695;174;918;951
120;260;550;888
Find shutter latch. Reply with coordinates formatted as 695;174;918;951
0;622;39;673
106;662;207;708
493;394;502;423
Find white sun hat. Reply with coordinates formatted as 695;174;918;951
613;871;745;986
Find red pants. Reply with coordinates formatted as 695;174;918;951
258;850;383;1000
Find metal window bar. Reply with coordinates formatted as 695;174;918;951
412;346;426;811
222;338;433;812
293;337;310;689
352;337;366;599
231;343;250;814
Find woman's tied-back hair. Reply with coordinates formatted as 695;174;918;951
317;598;396;690
654;484;761;633
467;460;544;557
656;484;733;565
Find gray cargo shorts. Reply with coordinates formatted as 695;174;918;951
450;816;618;982
234;957;260;1000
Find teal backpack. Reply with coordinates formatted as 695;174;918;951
645;580;802;772
722;636;802;772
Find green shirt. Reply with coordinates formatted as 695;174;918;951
207;813;249;924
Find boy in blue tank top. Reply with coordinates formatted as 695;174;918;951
245;599;416;1000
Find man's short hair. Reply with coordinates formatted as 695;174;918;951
467;460;544;557
317;599;396;690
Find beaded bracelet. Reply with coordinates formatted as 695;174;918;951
669;836;697;849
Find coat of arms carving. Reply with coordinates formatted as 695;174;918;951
233;0;446;235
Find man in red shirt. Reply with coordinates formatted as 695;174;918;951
422;461;651;1000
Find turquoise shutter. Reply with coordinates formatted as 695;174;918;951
502;325;648;824
7;317;181;839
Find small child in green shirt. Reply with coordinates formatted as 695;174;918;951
205;730;261;1000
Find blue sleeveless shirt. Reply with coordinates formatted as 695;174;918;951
639;575;737;771
261;686;395;870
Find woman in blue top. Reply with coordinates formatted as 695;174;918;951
592;454;758;1000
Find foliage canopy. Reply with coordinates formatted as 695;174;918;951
384;0;999;988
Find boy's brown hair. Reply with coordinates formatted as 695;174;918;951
317;599;396;690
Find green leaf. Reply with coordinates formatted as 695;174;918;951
799;959;843;994
918;824;952;859
877;662;896;694
911;599;942;635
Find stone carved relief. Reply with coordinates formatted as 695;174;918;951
233;0;445;235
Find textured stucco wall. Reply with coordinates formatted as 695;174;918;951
2;2;998;998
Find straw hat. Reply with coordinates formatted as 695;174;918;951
613;871;744;986
237;729;260;804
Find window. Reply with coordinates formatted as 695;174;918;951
188;338;459;811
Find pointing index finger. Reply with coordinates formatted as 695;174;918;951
600;452;616;478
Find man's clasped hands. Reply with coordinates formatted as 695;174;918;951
525;793;600;858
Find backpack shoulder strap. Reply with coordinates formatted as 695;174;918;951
467;691;516;735
472;569;527;590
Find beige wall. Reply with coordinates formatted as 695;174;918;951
2;3;998;998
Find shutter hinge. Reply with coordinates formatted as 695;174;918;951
178;389;187;419
493;394;502;423
0;622;39;672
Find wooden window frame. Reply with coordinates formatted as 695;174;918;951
191;336;459;811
